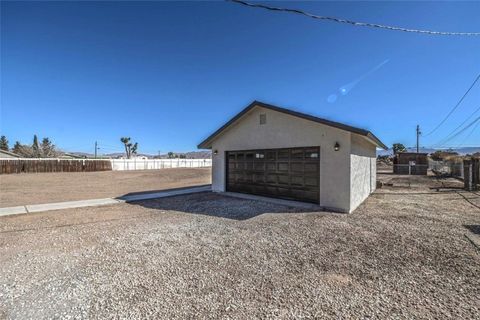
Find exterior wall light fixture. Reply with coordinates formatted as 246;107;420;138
213;150;218;155
334;142;340;151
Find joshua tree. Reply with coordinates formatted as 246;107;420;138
131;142;138;156
120;137;139;159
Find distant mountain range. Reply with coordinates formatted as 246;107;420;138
67;147;479;158
66;150;212;159
377;147;480;157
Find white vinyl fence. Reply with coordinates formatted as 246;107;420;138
111;158;212;171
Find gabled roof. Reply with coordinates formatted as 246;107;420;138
0;149;21;158
198;101;387;150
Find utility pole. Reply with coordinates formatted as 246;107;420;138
94;141;99;159
416;125;421;153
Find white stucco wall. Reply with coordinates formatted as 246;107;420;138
349;134;377;212
209;105;352;212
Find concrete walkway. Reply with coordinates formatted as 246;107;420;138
0;185;211;217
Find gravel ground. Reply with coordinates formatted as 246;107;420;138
0;168;211;207
0;174;479;319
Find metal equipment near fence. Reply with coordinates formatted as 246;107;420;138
429;159;464;179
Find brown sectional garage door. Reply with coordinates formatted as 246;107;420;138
226;147;320;203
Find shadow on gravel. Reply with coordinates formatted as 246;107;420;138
125;192;318;221
118;184;211;198
464;225;480;235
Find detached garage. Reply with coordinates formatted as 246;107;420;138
198;101;387;213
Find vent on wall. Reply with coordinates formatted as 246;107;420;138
259;113;267;125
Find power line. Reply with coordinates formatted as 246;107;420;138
424;73;480;136
434;104;480;143
228;0;480;36
455;119;480;148
432;115;480;147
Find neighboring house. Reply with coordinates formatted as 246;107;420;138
0;150;21;158
198;101;387;213
117;155;149;160
59;153;86;159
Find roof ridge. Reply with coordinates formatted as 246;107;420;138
198;101;387;150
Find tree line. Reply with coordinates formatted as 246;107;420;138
2;134;199;159
1;135;60;158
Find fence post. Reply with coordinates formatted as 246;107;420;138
473;159;479;191
464;160;473;191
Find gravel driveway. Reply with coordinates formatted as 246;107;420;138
0;174;479;319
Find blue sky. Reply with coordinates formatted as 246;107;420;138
1;1;479;155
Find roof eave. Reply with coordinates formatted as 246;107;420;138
366;132;388;150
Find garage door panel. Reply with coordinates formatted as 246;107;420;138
254;162;265;170
290;162;304;172
291;149;304;159
252;185;266;194
277;162;289;172
226;147;319;203
277;174;289;185
277;187;290;197
266;163;276;171
304;163;318;172
266;152;276;160
278;150;290;160
305;177;318;187
254;173;265;183
291;175;304;186
266;174;277;183
292;189;318;202
305;148;319;159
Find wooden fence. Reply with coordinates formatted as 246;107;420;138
0;159;112;174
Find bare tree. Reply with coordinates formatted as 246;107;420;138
12;141;33;157
12;141;22;154
40;137;59;158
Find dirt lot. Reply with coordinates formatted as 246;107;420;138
0;174;479;319
0;168;211;207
